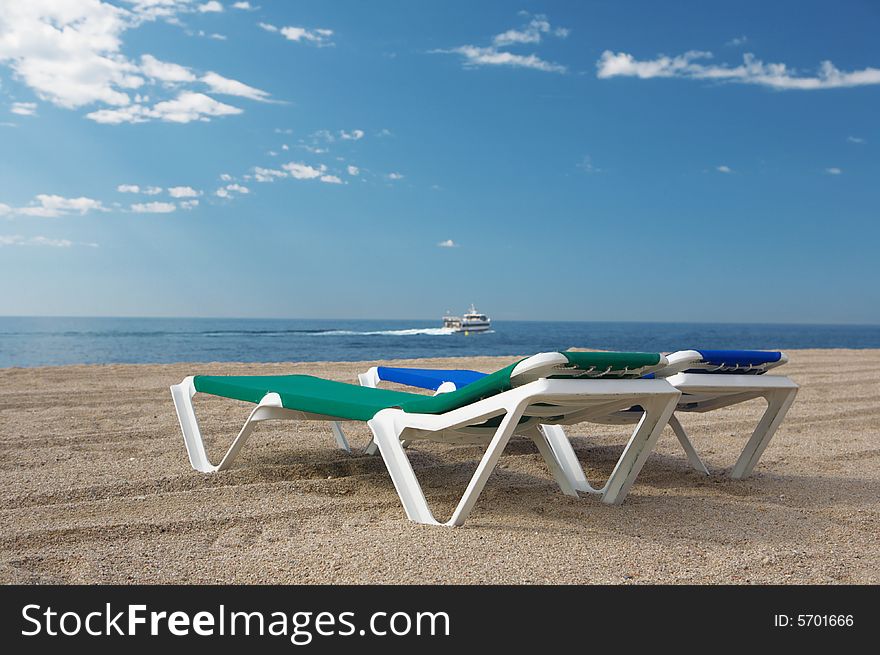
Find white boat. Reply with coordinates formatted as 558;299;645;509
442;304;492;333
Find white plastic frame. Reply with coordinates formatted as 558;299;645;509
171;355;681;526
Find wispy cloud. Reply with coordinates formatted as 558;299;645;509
597;50;880;90
386;172;404;181
847;136;865;144
825;167;843;175
339;129;365;141
346;165;360;176
168;186;201;198
10;102;37;116
259;22;334;46
577;155;601;174
726;36;748;47
437;239;459;248
716;165;732;173
0;234;98;248
281;162;345;184
117;184;163;195
11;194;108;218
131;201;176;213
253;166;287;182
201;72;272;102
87;92;243;124
434;12;568;73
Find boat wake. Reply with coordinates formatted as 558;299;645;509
318;327;458;337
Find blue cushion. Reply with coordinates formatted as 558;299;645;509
695;350;782;367
376;366;488;391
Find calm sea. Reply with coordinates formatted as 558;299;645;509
1;317;878;368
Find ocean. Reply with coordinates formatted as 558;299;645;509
1;316;878;368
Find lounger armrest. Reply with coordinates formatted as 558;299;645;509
657;350;704;377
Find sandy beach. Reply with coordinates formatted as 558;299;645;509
1;349;877;585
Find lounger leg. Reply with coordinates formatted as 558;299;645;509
368;411;438;525
530;431;579;497
601;393;679;505
668;414;710;475
731;387;798;479
540;424;598;493
330;422;352;453
368;405;526;527
447;406;525;526
170;379;264;473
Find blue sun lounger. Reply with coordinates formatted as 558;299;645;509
339;350;798;494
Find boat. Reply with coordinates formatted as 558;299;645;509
442;304;492;333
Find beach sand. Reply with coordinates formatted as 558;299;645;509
1;350;877;584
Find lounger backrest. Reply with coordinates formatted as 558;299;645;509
510;351;667;386
658;349;788;376
394;351;667;415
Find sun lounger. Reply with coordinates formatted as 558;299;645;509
171;352;680;526
357;350;798;490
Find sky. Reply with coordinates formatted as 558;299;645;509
0;0;878;323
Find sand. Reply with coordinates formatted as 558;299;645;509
1;350;877;584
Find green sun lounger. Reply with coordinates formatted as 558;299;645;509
171;351;680;526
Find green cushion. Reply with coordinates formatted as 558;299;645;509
193;363;521;421
192;352;663;421
560;351;661;373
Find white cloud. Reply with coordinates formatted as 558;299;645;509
0;2;142;109
131;201;176;213
201;71;271;101
140;54;196;83
10;101;37;116
726;36;748;47
87;91;243;123
117;184;141;193
319;174;343;184
493;14;569;47
825;167;842;175
0;3;267;124
16;194;107;218
283;162;325;180
260;23;334;46
596;50;880;90
232;2;254;9
0;203;11;216
253;166;287;182
437;239;459;248
215;187;230;198
339;129;365;141
143;185;163;195
577;155;600;174
847;136;865;144
346;165;359;176
436;13;567;73
376;128;393;137
716;165;732;173
225;183;249;193
219;173;233;181
198;1;224;12
180;199;199;209
0;234;97;248
168;185;201;198
281;144;289;150
387;172;404;180
438;46;565;73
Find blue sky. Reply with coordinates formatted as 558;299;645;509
1;0;878;323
